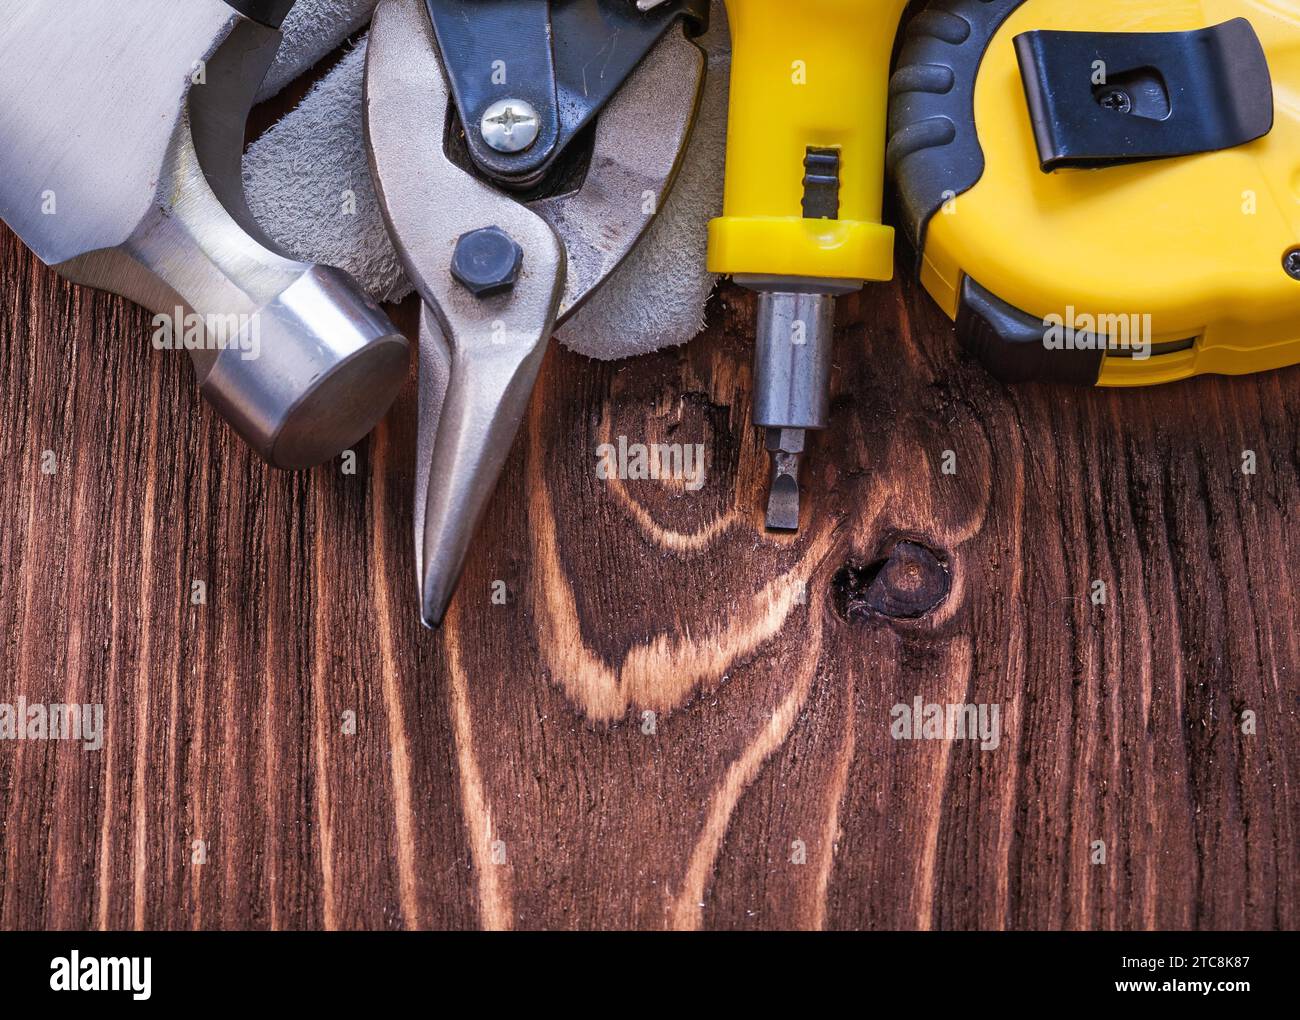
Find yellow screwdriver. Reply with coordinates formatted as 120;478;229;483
709;0;910;529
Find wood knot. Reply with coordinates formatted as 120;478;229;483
832;540;951;622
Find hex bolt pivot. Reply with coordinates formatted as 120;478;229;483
450;227;524;297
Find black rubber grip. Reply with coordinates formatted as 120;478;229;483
225;0;296;29
802;147;841;220
887;0;1027;260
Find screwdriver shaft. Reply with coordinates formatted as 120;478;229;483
749;289;837;532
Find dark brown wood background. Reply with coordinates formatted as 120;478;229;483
1;133;1297;928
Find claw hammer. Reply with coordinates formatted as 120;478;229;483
709;0;910;529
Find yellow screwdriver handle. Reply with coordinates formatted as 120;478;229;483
708;0;909;283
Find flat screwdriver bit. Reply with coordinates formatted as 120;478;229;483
765;426;805;531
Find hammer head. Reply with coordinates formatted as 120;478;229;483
0;0;409;468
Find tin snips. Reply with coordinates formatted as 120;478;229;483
364;0;706;626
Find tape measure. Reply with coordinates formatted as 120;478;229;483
888;0;1300;386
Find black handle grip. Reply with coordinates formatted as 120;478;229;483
225;0;295;29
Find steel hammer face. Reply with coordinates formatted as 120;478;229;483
0;0;409;469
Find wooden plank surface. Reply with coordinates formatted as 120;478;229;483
0;215;1296;930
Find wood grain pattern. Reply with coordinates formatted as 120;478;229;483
0;220;1295;931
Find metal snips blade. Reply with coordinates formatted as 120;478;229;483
364;0;704;627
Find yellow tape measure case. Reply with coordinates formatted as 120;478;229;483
887;0;1300;387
